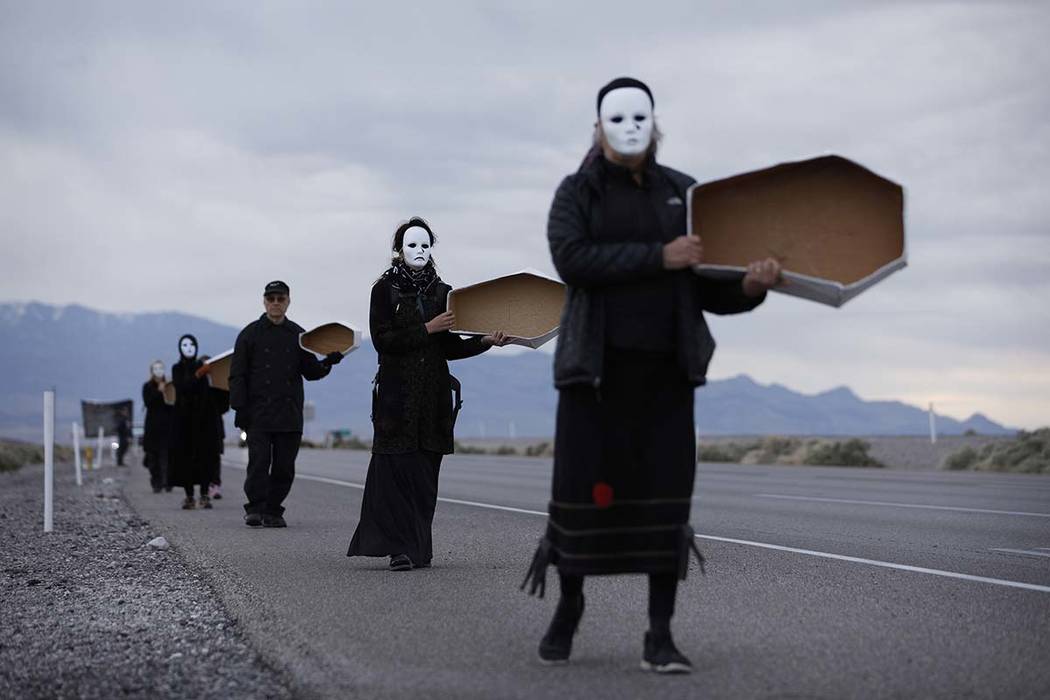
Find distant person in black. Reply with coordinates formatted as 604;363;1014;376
521;78;781;673
197;355;231;501
171;334;221;510
347;218;507;571
142;360;173;492
115;406;131;466
229;280;344;528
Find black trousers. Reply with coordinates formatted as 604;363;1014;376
145;450;168;491
243;430;301;516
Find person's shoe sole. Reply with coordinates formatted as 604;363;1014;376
263;520;287;528
537;653;570;666
640;660;693;674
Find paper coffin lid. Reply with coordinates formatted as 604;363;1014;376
201;349;234;391
447;270;566;349
161;383;176;406
300;322;361;356
688;155;906;307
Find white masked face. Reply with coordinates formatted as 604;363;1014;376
401;228;432;270
179;338;197;359
150;362;165;379
599;87;654;157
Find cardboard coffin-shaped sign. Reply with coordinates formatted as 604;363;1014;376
447;270;566;349
300;322;361;357
688;155;905;307
199;349;234;391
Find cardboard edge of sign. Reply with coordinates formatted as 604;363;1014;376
445;268;563;349
685;155;908;308
201;348;235;391
298;321;363;357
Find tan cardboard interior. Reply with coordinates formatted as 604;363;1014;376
449;274;565;339
690;156;904;285
206;357;231;391
301;323;357;355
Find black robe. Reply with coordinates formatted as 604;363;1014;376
141;380;172;455
170;336;226;489
348;270;488;564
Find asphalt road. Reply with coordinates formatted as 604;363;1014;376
124;449;1050;699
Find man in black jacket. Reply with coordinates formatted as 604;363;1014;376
229;281;343;528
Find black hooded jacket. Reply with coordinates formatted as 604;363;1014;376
547;152;766;389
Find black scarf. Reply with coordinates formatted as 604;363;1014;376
385;260;439;296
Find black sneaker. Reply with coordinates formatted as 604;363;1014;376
244;513;264;528
538;594;585;665
181;497;196;510
389;554;413;571
262;514;287;528
198;495;212;510
640;631;693;674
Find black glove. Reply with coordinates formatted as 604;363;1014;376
322;351;343;367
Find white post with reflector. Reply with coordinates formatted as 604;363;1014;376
43;391;55;533
72;422;82;486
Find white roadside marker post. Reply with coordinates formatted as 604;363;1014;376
96;426;104;469
928;402;937;445
43;391;55;533
72;422;82;486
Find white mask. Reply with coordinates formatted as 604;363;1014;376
598;87;654;157
179;338;197;359
401;228;432;270
150;362;165;379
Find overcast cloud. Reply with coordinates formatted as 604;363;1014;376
1;0;1047;428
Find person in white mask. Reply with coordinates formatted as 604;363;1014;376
521;77;782;673
347;217;508;571
142;360;173;492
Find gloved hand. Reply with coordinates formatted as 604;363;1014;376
322;351;343;367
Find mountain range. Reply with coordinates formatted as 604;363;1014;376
0;301;1012;442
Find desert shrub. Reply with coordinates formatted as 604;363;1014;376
454;441;487;455
697;441;756;463
524;442;551;457
495;445;518;456
0;440;73;472
943;446;978;470
803;439;883;467
940;429;1050;474
746;436;804;464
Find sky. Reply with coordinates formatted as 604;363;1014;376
1;0;1047;429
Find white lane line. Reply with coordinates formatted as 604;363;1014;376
223;461;549;517
698;535;1050;594
221;461;1050;594
990;548;1050;559
756;493;1050;518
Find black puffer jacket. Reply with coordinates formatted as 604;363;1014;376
228;315;330;432
548;153;766;389
369;274;488;455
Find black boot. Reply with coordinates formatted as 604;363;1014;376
641;631;692;674
538;593;585;664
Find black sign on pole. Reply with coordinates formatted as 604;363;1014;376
80;400;133;436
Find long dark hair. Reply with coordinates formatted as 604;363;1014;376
390;216;437;255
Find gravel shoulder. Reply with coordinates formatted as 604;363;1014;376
0;463;292;700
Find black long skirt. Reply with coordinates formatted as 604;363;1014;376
347;451;443;566
524;348;699;589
